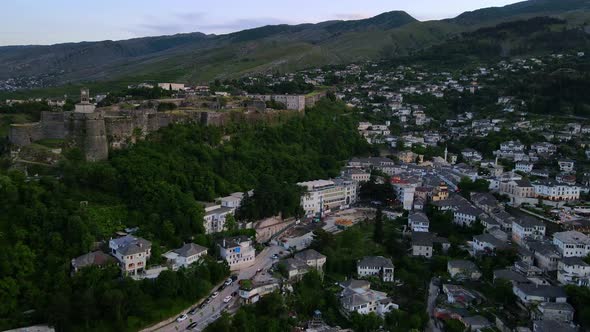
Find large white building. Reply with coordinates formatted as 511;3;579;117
217;236;256;270
298;179;358;217
357;256;395;282
533;180;580;201
393;183;416;211
553;231;590;257
339;279;398;317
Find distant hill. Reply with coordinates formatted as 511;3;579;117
0;0;589;93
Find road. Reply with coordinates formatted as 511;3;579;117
152;245;283;332
426;278;442;332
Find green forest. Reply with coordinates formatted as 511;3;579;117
0;99;371;331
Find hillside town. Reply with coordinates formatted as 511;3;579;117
1;33;590;332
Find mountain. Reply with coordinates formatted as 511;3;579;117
0;0;589;92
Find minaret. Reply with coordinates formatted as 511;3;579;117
444;146;448;163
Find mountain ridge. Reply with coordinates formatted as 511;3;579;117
1;0;589;91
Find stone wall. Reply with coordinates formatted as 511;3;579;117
9;123;42;146
40;111;66;139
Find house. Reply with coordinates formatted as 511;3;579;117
532;320;578;332
448;260;482;280
500;179;536;202
558;160;575;172
557;257;590;286
109;235;152;275
412;232;433;258
163;243;208;270
357;256;394;282
463;316;492;331
553;231;590;257
461;148;483;162
294;249;327;271
472;234;509;255
533;302;575;323
516;161;535;173
493;269;530;286
442;284;479;306
470;192;501;213
282;257;312;281
202;192;246;234
71;251;114;274
408;212;430;232
239;280;281;304
527;241;561;272
513;284;567;304
217;236;256;270
453;203;484;227
339;279;398;317
512;217;546;245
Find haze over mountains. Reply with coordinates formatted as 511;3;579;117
1;0;589;88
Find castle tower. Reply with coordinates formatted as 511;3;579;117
75;88;96;113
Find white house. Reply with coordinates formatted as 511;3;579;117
357;256;394;282
339;279;398;317
512;218;546;245
217;236;256;270
472;234;509;255
453;204;483;227
557;257;590;286
408;212;430;232
513;284;567;305
515;161;534;173
553;231;590;257
109;235;152;275
558;160;575;172
163;243;208;270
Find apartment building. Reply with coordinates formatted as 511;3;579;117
217;236;256;270
553;231;590;257
299;179;357;217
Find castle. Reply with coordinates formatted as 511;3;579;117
9;89;312;161
9;89;227;161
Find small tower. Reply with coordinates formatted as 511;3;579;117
74;88;96;113
80;88;90;104
444;146;448;163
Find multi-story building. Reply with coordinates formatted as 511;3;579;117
393;183;417;211
500;179;536;199
357;256;395;282
558;160;575;172
298;179;358;217
512;218;546;245
553;231;590;257
557;257;590;286
453;204;484;227
109;235;152;275
217;236;256;270
533;180;580;201
515;161;534;173
202;192;247;234
408;212;430;232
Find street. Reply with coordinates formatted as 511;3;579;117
426;278;442;332
150;245;283;332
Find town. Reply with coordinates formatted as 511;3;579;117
2;47;590;332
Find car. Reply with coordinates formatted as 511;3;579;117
224;278;233;286
211;291;219;298
271;254;279;259
205;298;212;304
223;295;233;303
176;314;188;322
232;291;238;297
231;275;238;281
188;307;198;315
186;322;198;330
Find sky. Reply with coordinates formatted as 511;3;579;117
0;0;522;46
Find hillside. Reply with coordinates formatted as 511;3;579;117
0;0;589;94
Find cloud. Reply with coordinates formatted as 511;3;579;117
333;13;368;21
133;15;292;36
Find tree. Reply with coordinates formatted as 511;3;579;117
373;208;384;244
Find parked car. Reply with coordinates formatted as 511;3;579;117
211;291;219;298
176;314;188;322
271;254;279;259
188;307;198;315
186;322;198;330
231;275;238;281
224;278;233;286
223;295;233;303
